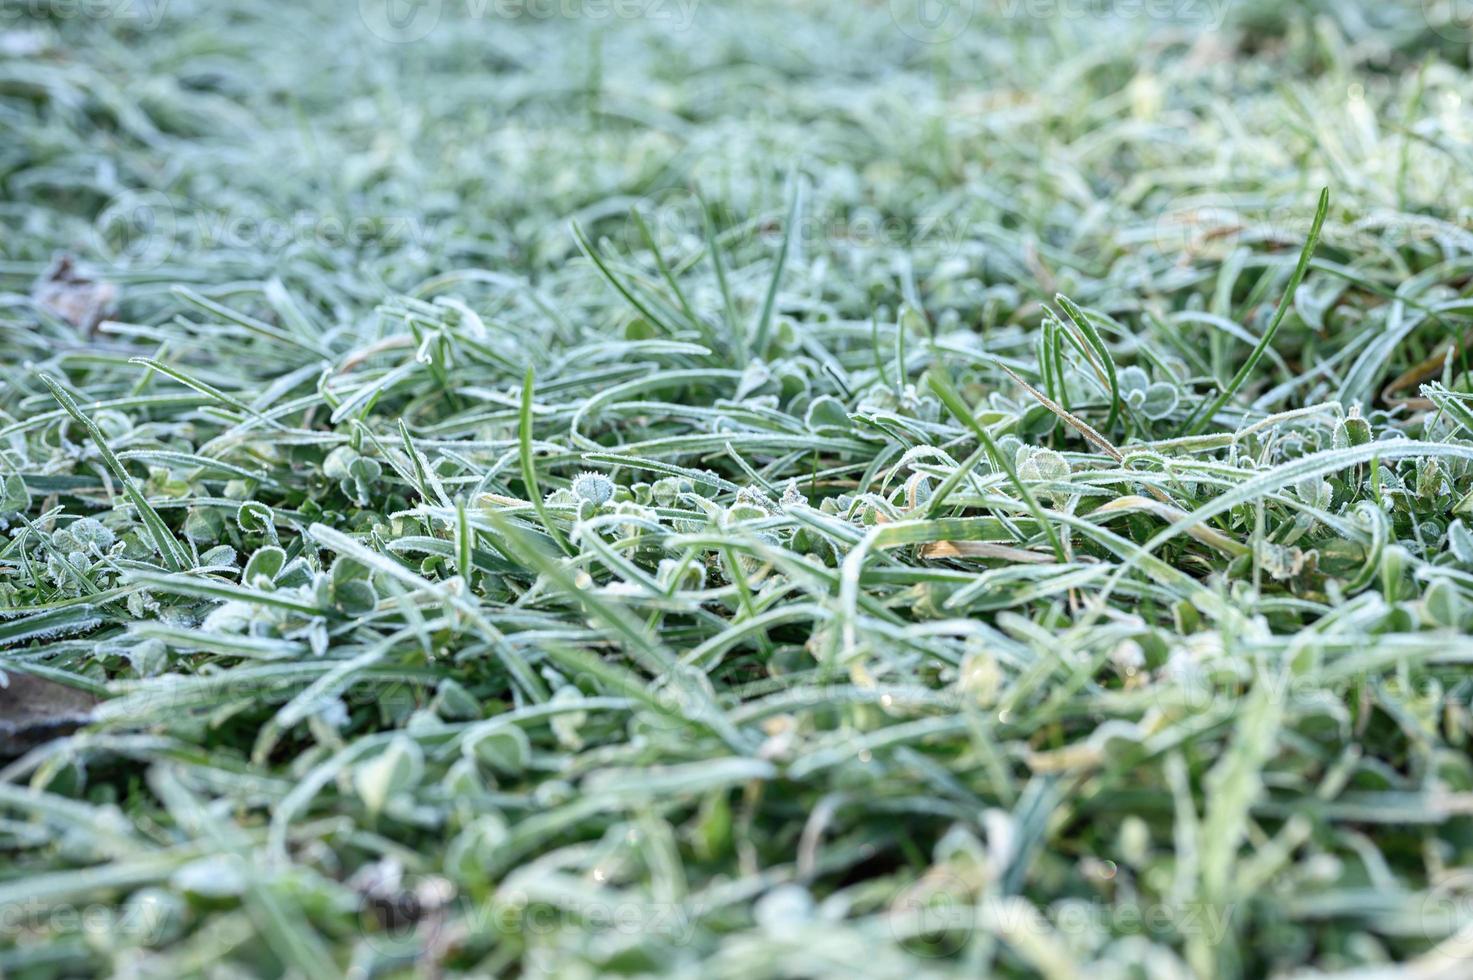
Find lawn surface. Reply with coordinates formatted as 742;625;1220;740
5;1;1473;977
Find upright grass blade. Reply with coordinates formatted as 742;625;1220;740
927;369;1066;561
1054;294;1120;432
751;175;804;359
632;207;711;347
703;196;746;361
1180;188;1330;436
519;367;572;556
571;221;681;337
39;375;190;571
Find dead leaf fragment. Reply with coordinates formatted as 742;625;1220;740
33;255;117;334
919;541;1054;563
0;671;98;756
1092;495;1249;557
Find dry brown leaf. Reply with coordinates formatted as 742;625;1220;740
33;256;117;333
0;671;98;757
1093;495;1249;557
919;541;1054;563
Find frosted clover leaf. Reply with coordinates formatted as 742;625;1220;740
734;485;777;515
55;518;115;555
203;600;265;633
1117;366;1179;420
1418;459;1449;499
1015;446;1068;484
0;474;30;521
1258;541;1307;581
1294;476;1332;510
571;471;614;506
656;557;706;592
1449;520;1473;565
323;446;382;507
1333;405;1372;448
354;737;424;816
804;395;852;433
41;518;117;591
1015;446;1071;505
